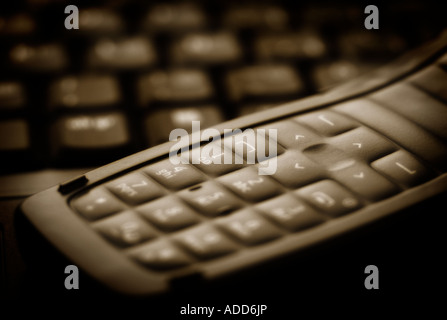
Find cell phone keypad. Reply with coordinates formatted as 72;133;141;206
69;75;446;276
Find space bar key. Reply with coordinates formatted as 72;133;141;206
333;99;447;171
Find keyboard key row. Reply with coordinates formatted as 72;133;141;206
72;149;426;222
1;65;306;110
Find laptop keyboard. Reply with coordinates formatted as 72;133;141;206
0;0;445;178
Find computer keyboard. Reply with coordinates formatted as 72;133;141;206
1;0;444;180
1;0;447;313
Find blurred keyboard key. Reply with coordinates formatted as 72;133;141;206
255;32;327;61
87;36;157;70
51;112;130;162
170;32;242;65
52;112;129;148
338;31;406;60
226;64;304;102
9;43;68;72
0;82;25;109
78;8;124;36
0;14;36;36
311;60;377;91
298;4;349;28
144;105;223;146
142;2;207;32
223;5;288;30
0;119;30;151
138;69;214;106
49;75;121;109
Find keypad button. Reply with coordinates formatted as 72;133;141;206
328;127;397;161
218;167;282;202
370;83;447;141
296;180;361;217
49;75;121;109
143;160;205;190
93;211;157;247
72;188;125;220
137;196;200;232
106;173;164;205
334;99;447;171
260;150;325;188
258;120;321;150
371;150;434;188
178;181;243;216
294;110;356;136
303;143;354;170
256;194;325;232
174;225;238;260
216;210;282;245
407;66;447;104
188;142;245;176
226;64;304;102
223;129;284;164
330;163;399;201
128;240;192;270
